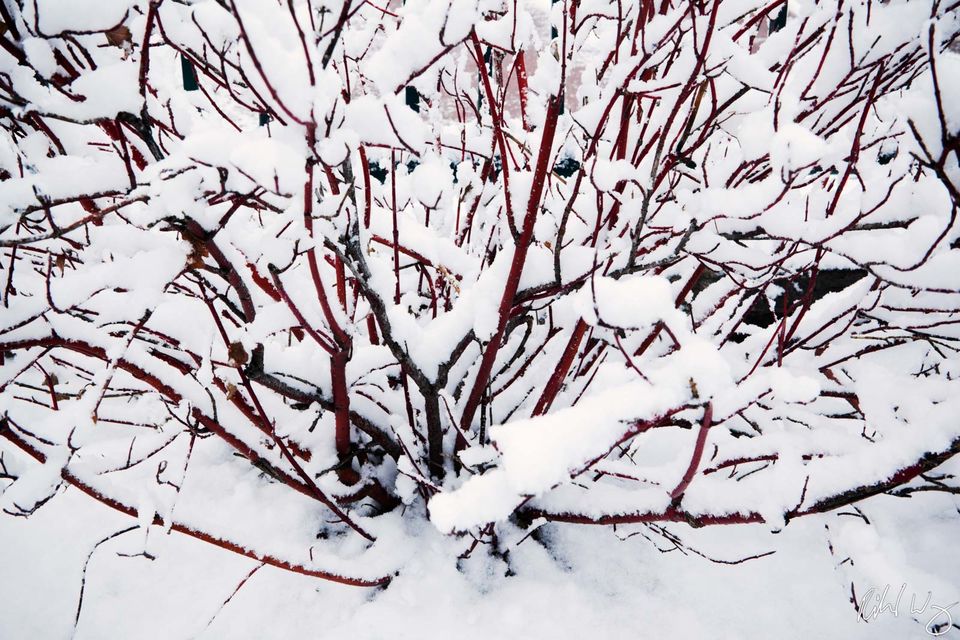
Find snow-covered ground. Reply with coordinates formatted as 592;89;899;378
3;486;957;639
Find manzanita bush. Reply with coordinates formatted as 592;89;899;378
1;0;959;590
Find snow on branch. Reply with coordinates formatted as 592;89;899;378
0;0;958;590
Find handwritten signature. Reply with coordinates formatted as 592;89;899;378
858;583;958;636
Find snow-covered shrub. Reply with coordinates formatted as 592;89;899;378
1;0;958;592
